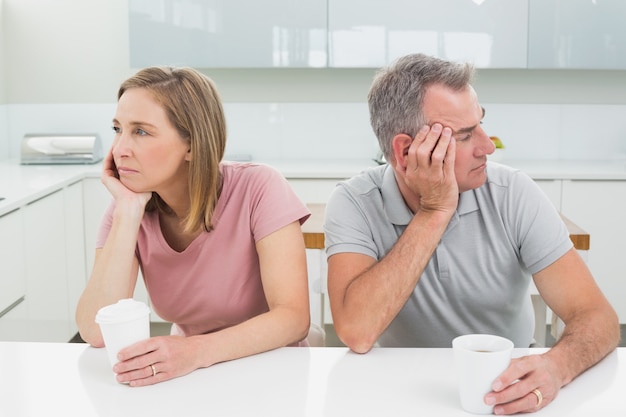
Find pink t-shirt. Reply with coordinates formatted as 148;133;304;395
96;162;310;336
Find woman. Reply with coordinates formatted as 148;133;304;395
76;67;311;386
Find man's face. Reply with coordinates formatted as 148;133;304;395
422;84;495;193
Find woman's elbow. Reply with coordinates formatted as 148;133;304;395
76;320;105;348
79;330;105;348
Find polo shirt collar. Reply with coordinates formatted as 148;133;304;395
381;164;480;226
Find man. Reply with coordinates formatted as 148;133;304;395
324;53;619;415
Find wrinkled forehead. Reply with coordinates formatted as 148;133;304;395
422;84;483;130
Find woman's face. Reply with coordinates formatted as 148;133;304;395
111;88;191;194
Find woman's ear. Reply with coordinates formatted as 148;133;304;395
185;148;192;161
390;134;414;169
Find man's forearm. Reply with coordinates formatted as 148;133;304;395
334;209;453;352
544;306;619;386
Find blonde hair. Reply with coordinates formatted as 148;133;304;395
118;67;226;232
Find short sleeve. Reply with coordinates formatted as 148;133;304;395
505;171;572;274
324;184;380;260
245;164;311;242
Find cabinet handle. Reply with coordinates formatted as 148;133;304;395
0;296;25;319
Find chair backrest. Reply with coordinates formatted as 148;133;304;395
306;322;326;347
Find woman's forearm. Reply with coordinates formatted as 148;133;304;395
192;304;310;369
76;204;145;346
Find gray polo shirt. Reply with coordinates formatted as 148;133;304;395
324;162;572;348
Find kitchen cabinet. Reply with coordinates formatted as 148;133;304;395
328;0;528;68
0;297;27;341
561;180;626;322
0;183;89;342
288;179;342;204
82;178;112;279
22;189;73;342
128;0;527;69
534;179;562;209
64;181;87;331
0;208;26;329
129;0;327;68
528;0;626;69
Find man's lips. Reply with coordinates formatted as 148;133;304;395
472;160;487;171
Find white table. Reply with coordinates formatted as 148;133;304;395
0;343;623;416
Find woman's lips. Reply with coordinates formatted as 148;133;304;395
116;166;138;175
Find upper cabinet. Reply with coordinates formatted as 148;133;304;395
129;0;328;68
129;0;626;70
328;0;528;68
528;0;626;69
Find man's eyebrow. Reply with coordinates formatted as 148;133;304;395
452;107;486;135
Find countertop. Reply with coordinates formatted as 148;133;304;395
3;157;626;216
0;342;623;417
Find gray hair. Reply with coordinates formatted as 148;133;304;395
368;53;474;161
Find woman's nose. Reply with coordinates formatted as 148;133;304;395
112;132;130;158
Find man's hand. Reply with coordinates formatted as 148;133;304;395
485;354;561;414
400;123;459;213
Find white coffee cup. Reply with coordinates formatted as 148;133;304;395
95;299;151;368
452;334;514;414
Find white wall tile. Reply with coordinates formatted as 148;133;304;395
224;102;379;161
223;103;284;160
559;105;626;160
481;104;561;160
4;102;626;162
7;103;116;159
0;105;8;160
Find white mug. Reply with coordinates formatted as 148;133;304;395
452;334;514;414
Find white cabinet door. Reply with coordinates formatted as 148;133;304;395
288;179;342;204
561;180;626;322
82;178;112;276
22;190;73;342
329;0;528;68
129;0;328;68
528;0;626;69
534;179;562;210
0;208;25;318
0;298;27;341
64;181;86;336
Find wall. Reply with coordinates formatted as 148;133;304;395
0;0;7;159
2;0;626;162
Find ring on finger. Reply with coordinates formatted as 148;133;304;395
531;389;543;407
150;364;157;377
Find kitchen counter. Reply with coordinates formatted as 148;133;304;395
1;342;624;417
2;158;626;216
502;159;626;180
0;159;101;215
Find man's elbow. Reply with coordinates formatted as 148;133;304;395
335;323;377;354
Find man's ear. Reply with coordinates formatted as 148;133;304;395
391;134;413;169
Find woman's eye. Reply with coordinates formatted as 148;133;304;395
136;128;148;136
111;126;121;134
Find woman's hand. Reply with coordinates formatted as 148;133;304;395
113;335;205;387
101;149;151;209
